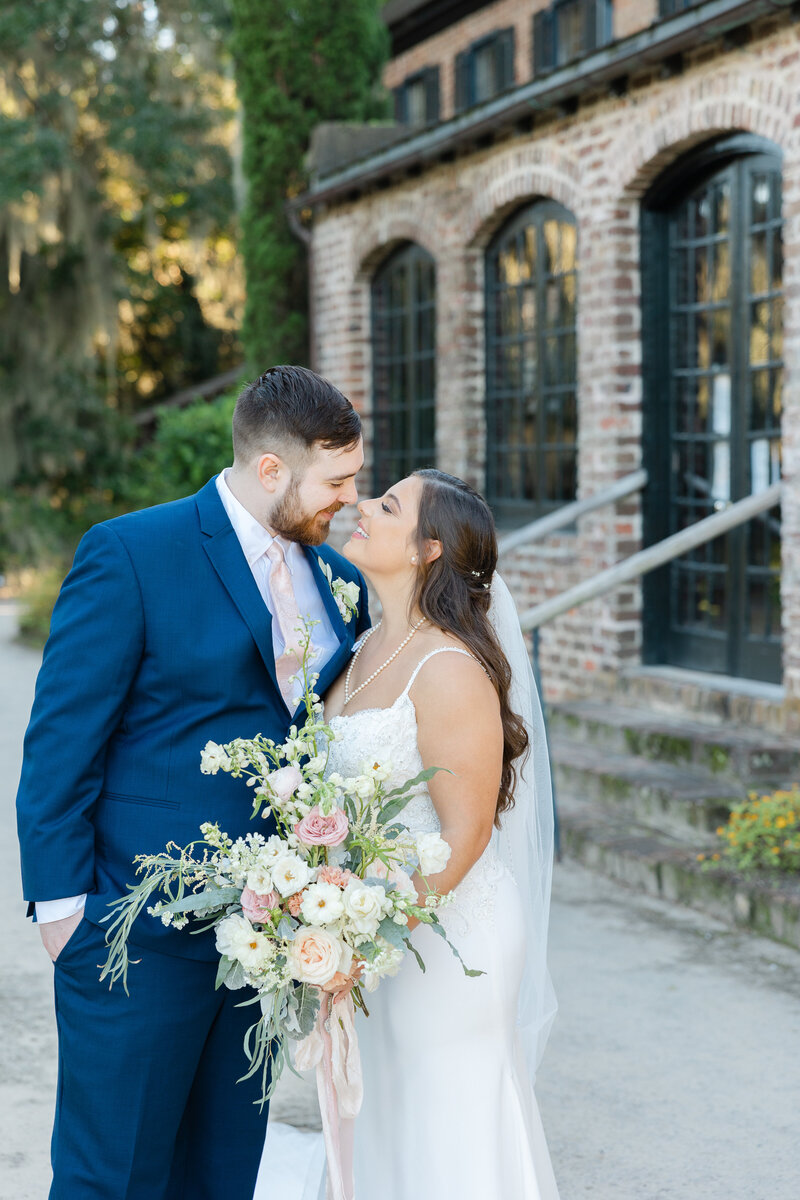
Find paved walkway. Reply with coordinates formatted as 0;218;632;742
2;602;798;1199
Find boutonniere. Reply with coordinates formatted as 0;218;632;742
318;557;360;624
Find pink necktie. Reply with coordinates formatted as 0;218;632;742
266;539;305;708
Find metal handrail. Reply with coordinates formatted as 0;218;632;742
518;481;782;632
497;469;648;555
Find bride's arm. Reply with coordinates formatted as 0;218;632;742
406;653;503;925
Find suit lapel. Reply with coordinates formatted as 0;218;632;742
197;479;284;704
296;546;357;717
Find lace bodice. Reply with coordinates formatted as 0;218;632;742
325;648;507;930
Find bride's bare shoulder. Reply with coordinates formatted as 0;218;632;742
410;629;497;708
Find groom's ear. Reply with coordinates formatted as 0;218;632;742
256;452;287;492
423;539;442;564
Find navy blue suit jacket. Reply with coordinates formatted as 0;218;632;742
16;477;369;958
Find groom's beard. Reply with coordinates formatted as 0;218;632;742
270;478;344;546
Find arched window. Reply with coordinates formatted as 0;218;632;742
485;201;578;519
642;135;783;682
371;243;436;494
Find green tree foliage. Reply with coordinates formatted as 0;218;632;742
0;0;239;566
230;0;389;368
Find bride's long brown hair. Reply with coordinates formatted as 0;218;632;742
410;469;528;825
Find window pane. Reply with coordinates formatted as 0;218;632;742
372;244;437;492
486;203;578;514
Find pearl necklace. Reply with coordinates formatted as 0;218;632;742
343;618;427;706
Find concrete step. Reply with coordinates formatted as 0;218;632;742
550;698;800;783
613;665;792;734
559;800;800;952
551;734;744;841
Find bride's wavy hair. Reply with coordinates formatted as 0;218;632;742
410;469;528;825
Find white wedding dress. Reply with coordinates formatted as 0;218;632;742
320;648;560;1200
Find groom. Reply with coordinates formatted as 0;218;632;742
16;366;370;1199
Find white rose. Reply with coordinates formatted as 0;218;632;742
246;864;273;894
415;831;452;877
267;764;304;804
200;741;231;774
272;854;314;897
300;882;345;926
342;882;391;937
215;913;273;972
259;835;292;866
289;926;353;986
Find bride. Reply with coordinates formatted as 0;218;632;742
318;467;559;1199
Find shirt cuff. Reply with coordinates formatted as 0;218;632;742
35;895;87;923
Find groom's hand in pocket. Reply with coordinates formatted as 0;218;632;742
39;908;85;963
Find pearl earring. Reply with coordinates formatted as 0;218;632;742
411;555;418;564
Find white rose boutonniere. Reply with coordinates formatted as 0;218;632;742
317;557;360;624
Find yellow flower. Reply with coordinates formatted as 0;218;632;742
788;812;796;823
776;817;787;829
771;846;780;855
711;853;720;861
696;853;706;862
716;826;726;836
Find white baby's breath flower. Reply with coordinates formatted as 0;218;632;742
272;854;314;897
361;941;405;992
300;882;345;926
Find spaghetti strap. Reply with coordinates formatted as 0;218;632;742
400;646;482;698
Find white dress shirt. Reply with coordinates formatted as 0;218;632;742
36;470;340;924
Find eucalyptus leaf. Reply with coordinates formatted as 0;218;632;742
294;983;321;1038
376;916;406;949
403;937;426;973
276;917;296;940
161;886;240;915
428;919;485;977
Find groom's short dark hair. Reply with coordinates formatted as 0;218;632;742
232;365;361;464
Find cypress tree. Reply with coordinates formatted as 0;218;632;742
230;0;389;369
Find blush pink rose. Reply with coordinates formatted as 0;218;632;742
268;764;305;804
240;887;279;924
288;926;353;987
317;865;357;888
294;806;349;847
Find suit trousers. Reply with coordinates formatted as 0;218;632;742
49;917;269;1200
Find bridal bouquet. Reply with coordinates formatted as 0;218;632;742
100;618;478;1108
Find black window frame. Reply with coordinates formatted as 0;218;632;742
641;133;784;683
533;0;613;78
454;26;515;114
371;242;437;495
392;65;440;127
484;199;579;523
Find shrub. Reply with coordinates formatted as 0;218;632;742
17;566;67;648
700;788;800;874
129;387;239;508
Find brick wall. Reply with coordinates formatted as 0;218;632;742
383;0;659;119
313;14;800;715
